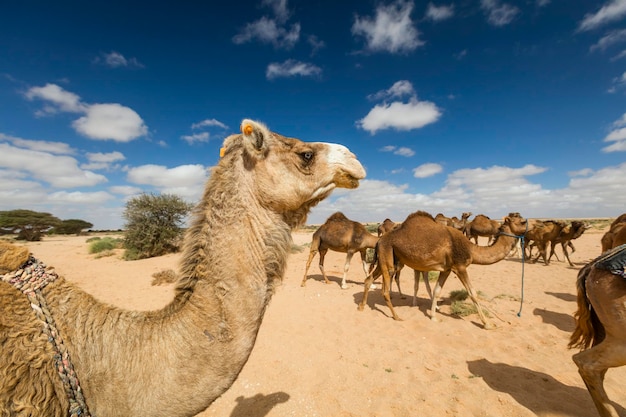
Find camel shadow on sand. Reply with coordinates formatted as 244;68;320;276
532;307;576;332
467;359;626;417
545;291;577;302
228;392;290;417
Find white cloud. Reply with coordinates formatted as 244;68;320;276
357;98;441;134
352;0;424;54
262;0;290;23
181;132;210;144
24;83;86;113
578;0;626;32
308;35;326;55
232;17;300;49
590;28;626;52
24;84;147;142
266;59;322;79
109;185;144;196
95;51;144;68
413;163;442;178
48;190;114;204
72;103;147;142
394;147;415;157
602;114;626;152
425;3;454;21
81;151;126;170
127;164;208;198
480;0;520;27
0;142;107;188
368;80;415;101
191;118;228;130
0;133;75;155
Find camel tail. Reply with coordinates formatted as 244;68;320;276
569;244;626;350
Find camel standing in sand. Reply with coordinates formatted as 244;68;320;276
547;220;589;266
465;214;501;244
377;218;396;237
525;220;566;265
301;212;377;289
0;119;365;417
569;244;626;417
601;213;626;252
360;211;527;329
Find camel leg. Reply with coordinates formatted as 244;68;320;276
358;263;380;311
412;270;420;306
547;243;561;263
339;251;355;289
318;249;330;284
381;265;401;320
572;340;626;417
300;249;318;287
359;250;377;290
393;262;403;298
430;270;451;322
456;267;494;329
562;243;575;267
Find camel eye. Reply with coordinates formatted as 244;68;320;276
300;151;314;163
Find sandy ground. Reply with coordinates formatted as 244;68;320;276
19;224;626;417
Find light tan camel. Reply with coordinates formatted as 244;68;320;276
0;119;365;417
360;211;527;329
301;212;378;289
465;214;501;244
569;244;626;417
547;220;589;266
601;213;626;252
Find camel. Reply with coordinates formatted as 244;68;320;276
359;211;528;329
547;220;589;266
0;119;365;417
569;243;626;417
374;219;433;305
525;220;566;265
301;212;378;289
464;214;501;244
450;212;472;233
601;213;626;252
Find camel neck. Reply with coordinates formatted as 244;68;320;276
470;231;517;265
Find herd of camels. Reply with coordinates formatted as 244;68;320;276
0;119;624;417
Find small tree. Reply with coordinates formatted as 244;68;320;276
123;193;193;260
53;219;94;235
0;209;61;241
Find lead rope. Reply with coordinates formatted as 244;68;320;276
498;220;528;317
2;256;91;416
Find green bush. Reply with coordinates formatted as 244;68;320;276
89;237;123;254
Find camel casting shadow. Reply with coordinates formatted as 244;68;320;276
229;392;290;417
533;307;576;332
467;359;626;417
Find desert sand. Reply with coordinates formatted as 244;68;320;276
20;223;626;417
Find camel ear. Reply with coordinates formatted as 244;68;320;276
240;119;271;157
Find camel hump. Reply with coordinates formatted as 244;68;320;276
594;244;626;273
0;241;31;274
405;211;435;222
327;212;348;222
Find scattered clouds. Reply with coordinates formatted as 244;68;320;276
578;0;626;32
262;0;290;23
232;1;300;49
23;83;147;142
602;112;626;152
352;0;424;54
357;80;441;134
308;35;326;56
93;51;144;68
590;28;626;52
181;132;210;145
425;3;454;22
266;59;322;80
413;163;443;178
81;151;125;170
480;0;520;27
380;145;415;157
0;133;75;155
181;118;228;145
191;119;228;130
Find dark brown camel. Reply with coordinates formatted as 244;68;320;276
360;211;528;328
601;214;626;253
547;220;589;266
569;244;626;417
525;220;566;265
301;212;378;289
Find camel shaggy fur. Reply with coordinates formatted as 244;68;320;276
0;119;365;417
360;211;528;328
569;244;626;417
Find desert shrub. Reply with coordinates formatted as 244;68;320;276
122;193;193;260
89;237;123;254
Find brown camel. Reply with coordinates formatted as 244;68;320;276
525;220;566;265
301;212;378;289
601;213;626;252
360;211;527;328
0;119;365;417
465;214;501;244
374;219;433;305
569;244;626;417
450;212;472;233
547;220;589;266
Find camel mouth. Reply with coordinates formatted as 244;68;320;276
334;171;362;189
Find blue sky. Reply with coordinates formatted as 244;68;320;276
2;0;626;230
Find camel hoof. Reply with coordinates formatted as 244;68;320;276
341;284;350;290
369;283;377;290
483;322;496;330
393;316;403;321
357;304;364;311
300;282;306;287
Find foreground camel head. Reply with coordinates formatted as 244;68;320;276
221;119;365;218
